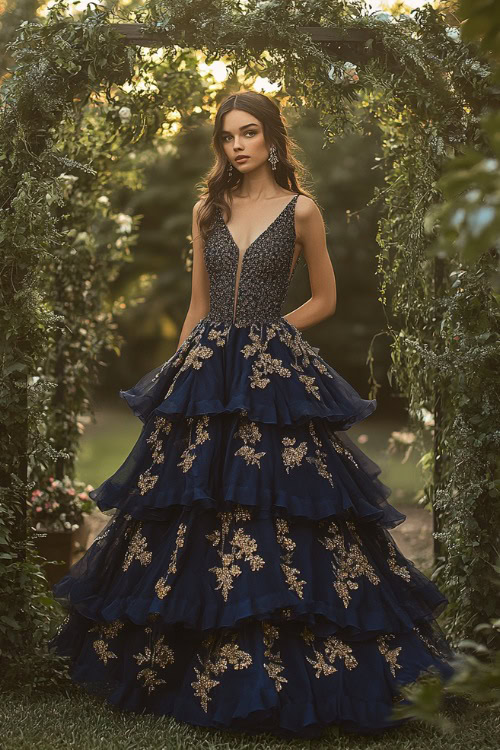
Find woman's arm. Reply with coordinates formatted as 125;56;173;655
176;199;211;350
283;196;337;331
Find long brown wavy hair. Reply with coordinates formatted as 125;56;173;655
196;90;316;245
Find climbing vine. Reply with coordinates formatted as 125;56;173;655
0;0;498;683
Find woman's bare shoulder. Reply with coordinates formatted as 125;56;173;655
296;194;322;220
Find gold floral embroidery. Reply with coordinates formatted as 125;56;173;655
320;521;380;607
276;325;333;397
191;632;252;712
93;519;116;546
302;627;358;677
262;622;287;692
377;634;402;677
275;324;308;366
326;428;359;468
138;415;173;495
165;332;216;399
54;613;71;636
281;422;334;486
207;325;231;346
151;321;208;383
241;325;291;389
275;518;306;599
122;524;152;571
281;436;308;472
312;357;333;377
206;508;265;601
306;421;334;486
90;618;125;665
133;625;175;693
233;410;266;467
298;373;321;400
413;624;441;658
154;523;187;599
177;414;211;473
386;536;411;581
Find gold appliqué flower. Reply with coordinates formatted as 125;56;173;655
154;522;187;599
275;518;306;598
192;633;252;712
122;524;152;571
320;521;380;607
133;626;175;693
241;325;291;389
262;622;287;692
206;508;265;601
233;410;266;468
177;414;211;473
302;626;358;677
377;634;402;677
138;415;173;495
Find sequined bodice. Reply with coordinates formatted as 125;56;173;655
204;193;299;326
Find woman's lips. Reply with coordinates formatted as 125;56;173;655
235;156;249;162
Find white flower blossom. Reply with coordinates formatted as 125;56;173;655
64;521;72;529
116;213;133;233
71;523;79;531
464;189;481;203
118;106;132;124
482;158;498;172
445;27;461;43
58;173;78;185
97;195;110;206
416;408;435;427
371;11;395;23
328;62;359;85
75;231;89;243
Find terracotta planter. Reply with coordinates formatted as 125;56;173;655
34;530;75;588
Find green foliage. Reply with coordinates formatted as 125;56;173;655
390;559;500;732
0;488;73;689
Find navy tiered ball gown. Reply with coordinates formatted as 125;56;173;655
48;193;456;738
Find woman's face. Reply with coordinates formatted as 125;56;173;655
220;109;270;174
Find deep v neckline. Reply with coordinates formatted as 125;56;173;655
220;194;298;257
219;193;298;323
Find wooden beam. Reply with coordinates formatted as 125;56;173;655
112;23;375;48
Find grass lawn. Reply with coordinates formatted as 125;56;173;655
1;685;499;750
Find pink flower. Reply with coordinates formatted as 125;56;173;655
36;507;43;513
357;434;369;444
31;489;42;498
78;492;88;500
66;488;76;496
48;476;54;482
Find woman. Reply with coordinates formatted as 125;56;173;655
49;91;455;738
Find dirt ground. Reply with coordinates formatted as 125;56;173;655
72;503;434;571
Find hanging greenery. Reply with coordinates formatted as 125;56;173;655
0;0;498;684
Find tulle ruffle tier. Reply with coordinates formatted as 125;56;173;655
48;315;456;737
119;316;377;430
51;603;454;738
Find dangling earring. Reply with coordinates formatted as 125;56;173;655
268;144;279;171
226;160;233;177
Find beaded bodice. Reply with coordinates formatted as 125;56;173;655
204;193;299;326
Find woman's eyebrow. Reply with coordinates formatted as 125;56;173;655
221;123;259;134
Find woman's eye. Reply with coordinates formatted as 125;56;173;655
222;131;257;142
